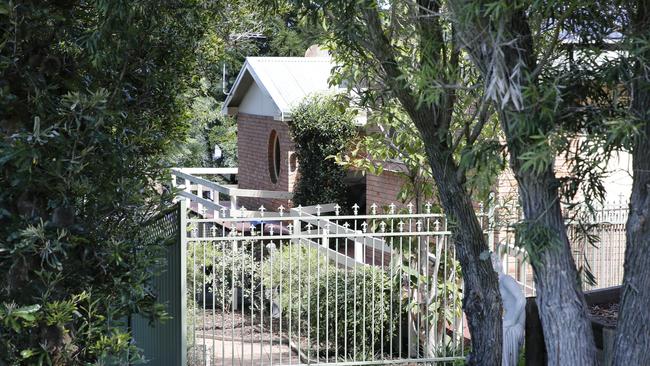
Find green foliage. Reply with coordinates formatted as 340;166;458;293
262;245;401;360
186;240;261;312
335;105;437;205
513;221;561;267
170;90;238;168
0;0;202;363
171;1;322;168
289;95;358;206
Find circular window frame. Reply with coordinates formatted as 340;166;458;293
268;130;281;184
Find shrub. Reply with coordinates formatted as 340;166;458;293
289;95;358;206
0;1;199;363
262;245;402;360
186;240;262;312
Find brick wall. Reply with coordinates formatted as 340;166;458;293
236;113;297;210
365;170;413;213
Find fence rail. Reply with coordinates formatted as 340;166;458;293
184;204;470;366
172;168;630;365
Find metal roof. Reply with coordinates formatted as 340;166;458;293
221;57;337;120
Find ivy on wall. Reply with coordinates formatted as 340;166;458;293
289;95;358;207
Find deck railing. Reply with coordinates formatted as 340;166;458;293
171;167;293;218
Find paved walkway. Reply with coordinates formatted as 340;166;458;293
190;337;300;366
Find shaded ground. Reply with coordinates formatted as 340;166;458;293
188;309;306;366
588;302;619;328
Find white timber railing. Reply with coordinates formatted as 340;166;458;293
171;167;293;219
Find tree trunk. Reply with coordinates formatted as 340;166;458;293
612;2;650;363
611;133;650;365
420;136;503;366
355;5;503;363
445;4;598;362
513;166;598;365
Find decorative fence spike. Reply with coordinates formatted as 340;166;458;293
315;204;322;216
379;221;387;232
398;221;405;232
425;201;432;214
342;222;350;229
220;207;227;218
370;203;378;215
334;204;341;216
210;225;217;237
416;220;423;232
287;223;294;235
361;221;368;233
306;223;313;233
407;202;414;214
250;224;256;236
434;219;441;231
296;205;303;216
389;202;396;214
278;205;285;217
352;203;360;215
258;205;266;216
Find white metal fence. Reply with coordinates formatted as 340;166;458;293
183;203;471;366
172;168;629;365
490;198;629;294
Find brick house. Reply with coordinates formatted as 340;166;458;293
222;55;634;215
221;56;337;210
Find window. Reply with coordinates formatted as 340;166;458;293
268;130;281;183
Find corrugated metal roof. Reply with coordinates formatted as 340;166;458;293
222;57;337;119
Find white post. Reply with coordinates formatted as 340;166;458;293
171;172;178;203
184;178;191;193
230;195;238;217
355;238;364;263
293;217;301;246
321;221;329;249
178;198;188;366
196;184;203;217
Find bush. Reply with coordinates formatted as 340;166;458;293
289;95;358;206
0;1;200;363
186;240;262;311
262;245;402;360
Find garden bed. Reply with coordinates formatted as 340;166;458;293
525;286;621;366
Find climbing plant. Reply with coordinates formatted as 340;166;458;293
289;95;358;206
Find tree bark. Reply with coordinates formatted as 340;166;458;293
612;2;650;364
510;159;597;365
419;130;503;366
447;3;598;364
353;4;504;365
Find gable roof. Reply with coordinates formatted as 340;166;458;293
221;57;336;120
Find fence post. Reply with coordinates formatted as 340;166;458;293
488;198;496;252
179;199;188;366
230;195;238;216
355;239;364;263
321;221;329;249
196;183;203;218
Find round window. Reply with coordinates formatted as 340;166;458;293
268;130;281;183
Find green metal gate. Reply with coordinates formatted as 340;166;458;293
132;200;187;365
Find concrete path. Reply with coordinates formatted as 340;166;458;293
190;336;300;366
